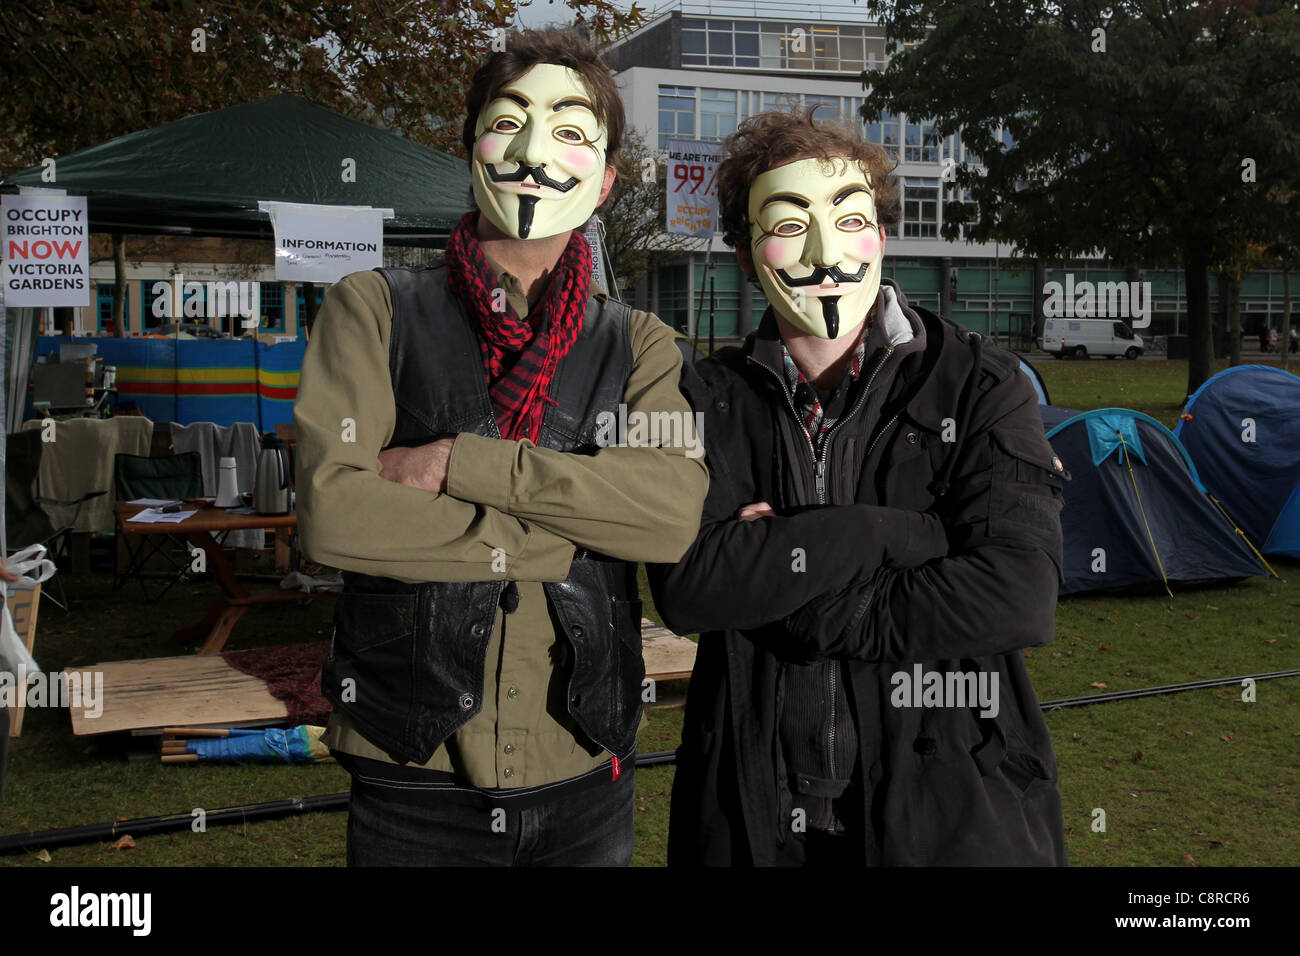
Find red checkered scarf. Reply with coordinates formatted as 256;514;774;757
444;212;592;442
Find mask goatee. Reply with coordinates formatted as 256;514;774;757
821;297;841;339
517;196;539;240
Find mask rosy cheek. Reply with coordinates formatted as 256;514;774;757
854;231;881;261
760;242;792;268
477;136;506;162
561;150;598;176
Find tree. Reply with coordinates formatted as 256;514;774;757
599;129;694;297
861;0;1300;397
0;2;645;171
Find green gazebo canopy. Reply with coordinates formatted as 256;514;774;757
0;94;469;245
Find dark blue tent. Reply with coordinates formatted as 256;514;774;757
1044;407;1268;595
1175;366;1300;558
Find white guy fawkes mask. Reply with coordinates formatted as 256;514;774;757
471;63;609;240
748;156;885;339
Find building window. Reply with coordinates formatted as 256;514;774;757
259;282;285;332
700;88;739;141
707;26;733;65
903;178;939;238
96;284;128;333
905;117;940;163
945;185;978;239
866;110;900;156
734;21;759;67
659;85;697;148
141;278;207;328
682;19;706;63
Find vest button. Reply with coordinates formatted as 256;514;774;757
571;625;584;639
503;767;514;778
906;431;919;444
471;623;487;637
459;693;474;710
503;744;515;755
507;686;519;700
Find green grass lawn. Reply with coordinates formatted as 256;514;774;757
3;354;1297;866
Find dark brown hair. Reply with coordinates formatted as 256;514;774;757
716;107;899;250
461;27;625;166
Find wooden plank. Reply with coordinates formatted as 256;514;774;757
66;654;287;736
641;618;697;682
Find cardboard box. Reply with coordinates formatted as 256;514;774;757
5;580;43;737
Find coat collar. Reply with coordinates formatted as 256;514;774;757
739;278;971;435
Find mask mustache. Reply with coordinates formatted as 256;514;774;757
777;262;869;287
486;163;579;193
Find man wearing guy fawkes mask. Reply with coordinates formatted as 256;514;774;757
295;28;707;866
649;110;1068;867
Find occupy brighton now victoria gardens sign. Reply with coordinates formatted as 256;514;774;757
2;192;91;308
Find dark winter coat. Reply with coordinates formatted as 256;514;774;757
648;280;1069;866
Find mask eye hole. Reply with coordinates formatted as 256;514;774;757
772;219;807;237
554;126;583;144
836;214;871;232
491;117;521;133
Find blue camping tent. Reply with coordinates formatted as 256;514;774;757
1175;366;1300;558
1043;407;1268;595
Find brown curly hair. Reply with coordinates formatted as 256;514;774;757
716;107;899;250
462;27;625;165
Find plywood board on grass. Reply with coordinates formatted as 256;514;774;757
67;654;287;736
641;618;697;682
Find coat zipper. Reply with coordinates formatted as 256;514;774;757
747;345;895;786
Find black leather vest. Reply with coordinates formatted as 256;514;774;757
321;263;644;765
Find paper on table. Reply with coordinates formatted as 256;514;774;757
128;508;199;524
127;498;182;506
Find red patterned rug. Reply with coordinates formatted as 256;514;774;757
222;642;331;726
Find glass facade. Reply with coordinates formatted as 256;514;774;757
681;19;886;73
663;86;866;149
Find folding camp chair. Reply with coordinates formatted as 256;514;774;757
4;430;107;613
112;452;205;604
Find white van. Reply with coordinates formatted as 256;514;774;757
1042;318;1144;359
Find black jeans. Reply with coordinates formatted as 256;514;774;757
346;762;635;867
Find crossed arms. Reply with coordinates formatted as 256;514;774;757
647;363;1064;662
293;271;708;584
